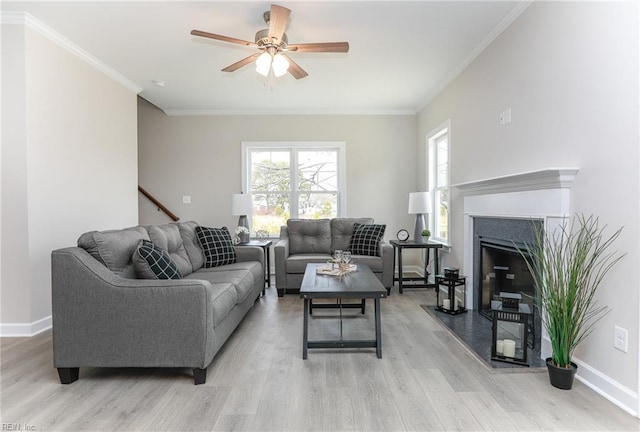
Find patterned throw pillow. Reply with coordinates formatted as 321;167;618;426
349;222;386;257
196;226;237;267
133;240;182;280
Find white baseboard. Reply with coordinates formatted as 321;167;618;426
1;315;52;337
570;358;638;417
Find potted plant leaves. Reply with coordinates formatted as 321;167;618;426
521;214;624;389
421;229;431;242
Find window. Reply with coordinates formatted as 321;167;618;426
427;121;450;244
242;142;346;236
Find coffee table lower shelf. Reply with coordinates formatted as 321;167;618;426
302;297;383;359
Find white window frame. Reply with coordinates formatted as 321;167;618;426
241;142;347;232
427;120;451;245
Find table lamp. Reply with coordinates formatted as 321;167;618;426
408;192;432;241
231;193;253;230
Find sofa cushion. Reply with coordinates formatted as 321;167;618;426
285;254;332;273
349;223;386;257
287;219;331;255
182;277;238;327
196;226;237;267
331;218;374;252
194;261;263;303
132;240;183;280
78;226;149;279
176;221;205;272
147;224;193;277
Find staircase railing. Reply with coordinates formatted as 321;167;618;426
138;185;179;222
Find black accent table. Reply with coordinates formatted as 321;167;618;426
236;239;272;296
300;263;387;359
390;240;443;294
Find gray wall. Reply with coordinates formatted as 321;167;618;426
417;1;639;409
138;99;418;247
1;21;139;334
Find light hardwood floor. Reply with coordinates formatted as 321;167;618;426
2;285;639;431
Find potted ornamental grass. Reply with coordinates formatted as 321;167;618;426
520;214;624;390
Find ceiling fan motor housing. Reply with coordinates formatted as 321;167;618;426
255;29;288;49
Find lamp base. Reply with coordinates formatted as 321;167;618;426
238;215;249;230
413;214;426;242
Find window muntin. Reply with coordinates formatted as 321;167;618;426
243;142;345;236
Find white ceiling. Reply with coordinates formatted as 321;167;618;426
3;1;528;115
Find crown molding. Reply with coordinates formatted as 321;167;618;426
454;168;580;196
163;108;417;116
1;11;142;94
415;0;533;113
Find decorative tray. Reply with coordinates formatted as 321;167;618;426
316;264;357;276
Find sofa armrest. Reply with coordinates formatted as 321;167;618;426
235;246;264;267
379;241;394;289
51;247;216;369
274;238;290;292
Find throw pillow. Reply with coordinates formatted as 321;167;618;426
196;226;237;267
349;223;386;257
133;240;182;280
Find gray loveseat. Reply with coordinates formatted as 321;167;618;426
51;221;264;385
274;218;393;296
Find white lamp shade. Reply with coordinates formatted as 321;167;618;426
255;52;272;76
231;193;253;216
272;53;290;77
408;192;432;214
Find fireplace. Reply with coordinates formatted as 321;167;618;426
472;217;542;350
478;238;534;317
459;167;579;360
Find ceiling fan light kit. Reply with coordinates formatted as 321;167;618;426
190;3;349;80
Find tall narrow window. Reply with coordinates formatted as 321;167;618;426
428;121;450;244
242;142;346;236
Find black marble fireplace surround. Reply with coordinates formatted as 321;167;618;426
473;217;543;351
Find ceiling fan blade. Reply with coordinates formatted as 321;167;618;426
222;53;261;72
283;54;308;80
190;30;256;47
268;4;291;42
288;42;349;53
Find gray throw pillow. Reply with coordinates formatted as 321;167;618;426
132;240;182;280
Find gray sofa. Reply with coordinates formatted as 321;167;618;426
274;218;393;296
51;221;264;385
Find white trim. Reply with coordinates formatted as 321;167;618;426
1;316;52;337
164;108;416;117
1;11;141;94
573;357;639;417
415;0;533;112
454;168;579;196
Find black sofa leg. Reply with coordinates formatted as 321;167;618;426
57;367;79;384
277;288;285;297
194;368;207;385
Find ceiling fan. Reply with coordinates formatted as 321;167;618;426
190;4;349;79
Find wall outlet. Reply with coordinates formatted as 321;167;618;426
182;195;191;204
614;325;628;353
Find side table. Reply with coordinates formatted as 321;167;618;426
389;240;442;294
236;239;272;296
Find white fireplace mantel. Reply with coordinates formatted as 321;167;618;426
454;168;579;196
460;167;579;361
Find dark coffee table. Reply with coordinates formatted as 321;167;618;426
300;263;388;359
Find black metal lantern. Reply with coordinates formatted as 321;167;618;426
435;274;466;315
491;300;532;366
